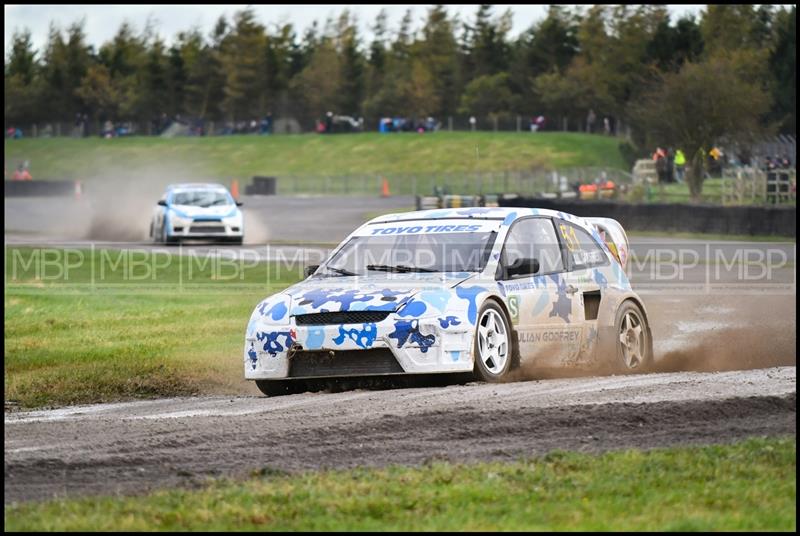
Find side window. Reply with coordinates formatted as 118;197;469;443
557;221;608;270
501;218;564;276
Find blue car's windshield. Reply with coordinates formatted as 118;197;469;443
323;231;497;276
171;190;232;208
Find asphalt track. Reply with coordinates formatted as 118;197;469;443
4;194;797;504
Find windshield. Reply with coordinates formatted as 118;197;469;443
323;230;498;276
171;190;231;208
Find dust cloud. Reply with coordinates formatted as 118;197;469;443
509;294;796;381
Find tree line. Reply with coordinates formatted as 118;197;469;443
4;4;796;140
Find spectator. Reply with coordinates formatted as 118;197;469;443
12;163;32;181
586;109;596;133
674;149;686;183
469;116;476;131
666;147;675;183
603;117;611;135
653;147;668;183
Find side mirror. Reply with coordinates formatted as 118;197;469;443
507;257;539;278
236;201;243;207
157;200;167;206
304;264;319;278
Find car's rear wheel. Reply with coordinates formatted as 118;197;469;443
615;300;653;373
473;301;513;382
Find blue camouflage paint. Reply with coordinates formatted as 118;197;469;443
548;275;572;322
256;330;294;356
305;327;325;349
455;207;496;216
502;212;517;225
455;286;485;324
397;299;427;317
438;316;462;328
388;319;436;352
418;289;452;312
613;262;632;290
259;301;288;321
532;291;550;316
298;288;374;309
333;323;378;349
450;351;460;362
593;269;608;289
247;342;258;370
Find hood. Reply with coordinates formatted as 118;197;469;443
169;204;239;219
284;272;475;315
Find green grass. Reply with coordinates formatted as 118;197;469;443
636;177;796;206
5;247;302;408
4;132;626;195
628;230;796;243
4;437;795;531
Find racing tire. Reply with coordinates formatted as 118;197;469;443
613;300;653;373
472;301;514;382
255;379;309;397
160;223;179;245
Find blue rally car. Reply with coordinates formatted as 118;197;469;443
245;207;652;396
150;183;244;244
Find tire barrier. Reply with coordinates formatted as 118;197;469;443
245;176;277;196
5;180;80;197
499;196;796;237
442;194;481;208
416;195;441;210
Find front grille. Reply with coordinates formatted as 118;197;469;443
294;310;391;325
289;348;404;378
189;225;225;233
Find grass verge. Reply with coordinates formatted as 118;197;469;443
4;437;795;531
4;246;302;408
4;132;626;183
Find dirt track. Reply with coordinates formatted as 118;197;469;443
4;367;795;504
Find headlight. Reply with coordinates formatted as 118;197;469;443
169;213;192;226
224;211;243;225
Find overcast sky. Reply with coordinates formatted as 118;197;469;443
5;4;709;55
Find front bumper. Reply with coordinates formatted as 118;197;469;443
244;318;475;379
170;221;243;238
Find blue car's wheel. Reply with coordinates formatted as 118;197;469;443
473;301;513;382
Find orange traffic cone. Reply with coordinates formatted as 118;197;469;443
231;178;239;199
381;177;390;197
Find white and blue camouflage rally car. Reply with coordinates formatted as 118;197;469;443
150;183;244;244
245;207;652;396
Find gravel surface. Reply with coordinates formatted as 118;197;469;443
5;367;795;504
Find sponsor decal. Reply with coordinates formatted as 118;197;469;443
508;295;519;324
518;329;580;344
369;224;483;235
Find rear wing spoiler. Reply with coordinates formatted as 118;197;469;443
586;217;629;269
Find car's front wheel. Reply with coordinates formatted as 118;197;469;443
256;379;311;397
472;301;513;382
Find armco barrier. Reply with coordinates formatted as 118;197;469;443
498;197;796;237
5;180;78;197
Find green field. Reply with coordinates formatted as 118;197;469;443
4;132;627;195
4;247;302;408
5;437;795;531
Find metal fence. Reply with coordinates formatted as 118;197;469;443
9;114;631;139
265;167;635;197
